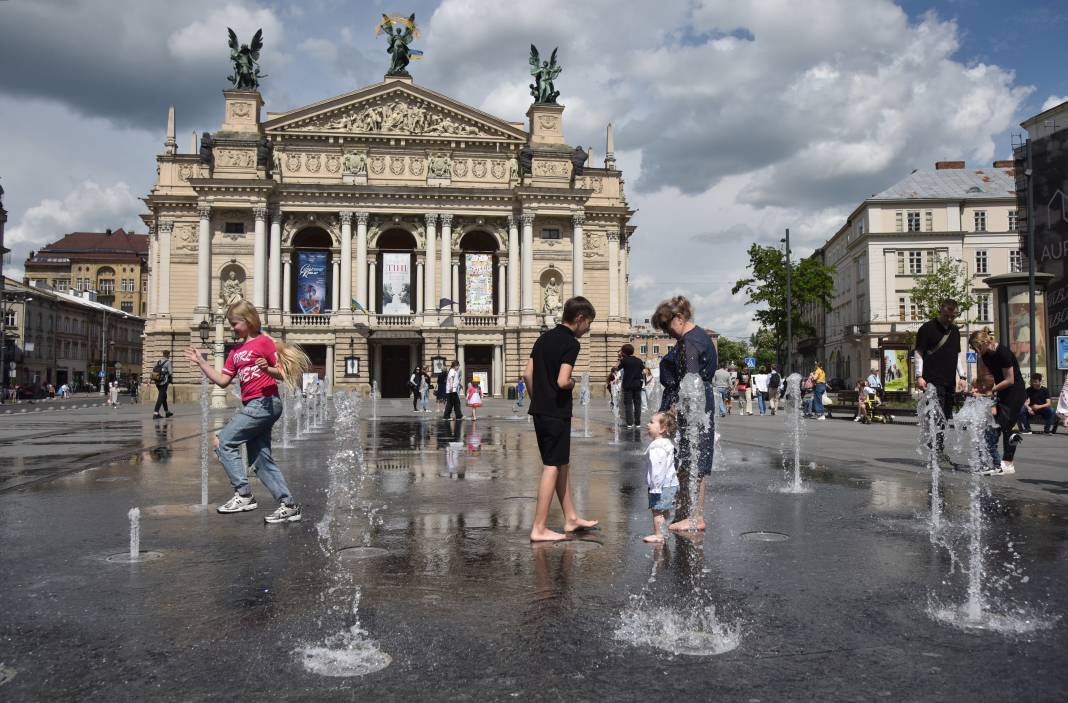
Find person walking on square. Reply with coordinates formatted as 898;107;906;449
151;350;173;418
915;299;966;455
184;300;311;524
443;360;463;420
466;379;483;420
525;296;599;542
712;362;731;418
653;295;717;531
753;365;770;415
436;365;448;410
1018;373;1056;435
419;367;432;412
969;328;1026;475
736;367;752;415
810;361;828;420
109;379;120;408
515;376;526;410
409;366;423;411
767;364;781;415
617;343;646;428
642;410;680;543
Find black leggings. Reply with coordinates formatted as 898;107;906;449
154;384;170;414
996;390;1027;461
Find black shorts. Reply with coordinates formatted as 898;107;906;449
532;414;572;467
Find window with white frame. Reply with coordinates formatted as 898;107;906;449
908;251;923;274
907;211;921;232
653;345;660;355
898;297;907;321
3;310;15;327
1008;210;1018;232
974;210;987;232
910;301;920;321
976;293;991;322
1009;250;1023;273
895;211;903;232
639;344;647;355
925;211;933;232
975;250;988;274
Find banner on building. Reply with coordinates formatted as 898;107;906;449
296;251;328;314
465;253;493;313
381;252;412;314
882;348;909;392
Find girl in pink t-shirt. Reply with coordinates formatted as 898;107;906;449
185;300;310;524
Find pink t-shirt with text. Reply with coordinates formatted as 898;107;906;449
223;334;280;403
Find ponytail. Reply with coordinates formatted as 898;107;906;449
273;339;311;390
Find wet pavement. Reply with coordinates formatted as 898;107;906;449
1;398;1067;701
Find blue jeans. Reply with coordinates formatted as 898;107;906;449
215;395;293;503
756;391;767;415
1018;406;1055;432
714;387;728;416
812;383;827;416
420;388;430;411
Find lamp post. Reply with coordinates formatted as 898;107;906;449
781;228;793;373
954;257;973;382
99;308;108;395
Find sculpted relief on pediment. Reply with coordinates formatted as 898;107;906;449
288;98;489;138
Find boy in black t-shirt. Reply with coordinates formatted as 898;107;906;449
524;296;599;542
1019;373;1056;434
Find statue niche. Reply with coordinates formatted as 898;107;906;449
540;270;563;319
218;267;246;309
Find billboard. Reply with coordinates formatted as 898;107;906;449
465;253;494;313
381;252;412;314
882;348;909;392
296;251;328;314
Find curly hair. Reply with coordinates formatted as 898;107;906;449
651;296;694;333
968;327;995;353
655;410;678;438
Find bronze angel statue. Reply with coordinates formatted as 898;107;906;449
376;14;423;77
227;28;265;90
529;45;562;104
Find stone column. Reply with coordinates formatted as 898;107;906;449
368;260;377;313
196;205;211;313
451;263;459;311
253;207;267;309
497;260;507;317
424;214;437;312
326;345;335;392
571;211;585;297
416;257;424;315
607;231;620;318
339;211;353;313
507;215;519;318
158;221;172;316
520;212;535;315
621;238;630;321
331;260;340;311
355;212;369;310
282;260;292;313
492;344;503;396
268;209;282;313
147;230;157;317
440;214;453;305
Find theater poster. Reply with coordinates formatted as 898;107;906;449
882;348;909;392
465;253;493;313
296;251;327;314
381;252;411;314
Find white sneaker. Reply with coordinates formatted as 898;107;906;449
999;462;1016;475
217;493;258;513
817;415;826;421
265;502;302;524
853;416;862;422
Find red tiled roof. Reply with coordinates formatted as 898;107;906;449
41;228;148;255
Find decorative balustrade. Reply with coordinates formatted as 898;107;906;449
459;314;501;327
375;315;414;327
285;314;331;328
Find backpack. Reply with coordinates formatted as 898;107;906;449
768;371;781;389
151;360;169;385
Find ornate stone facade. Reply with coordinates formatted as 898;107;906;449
143;77;634;401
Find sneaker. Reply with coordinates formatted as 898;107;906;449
978;466;999;476
853;416;862;422
265;502;302;524
152;413;160;419
1020;430;1033;435
999;461;1016;475
817;415;826;421
1009;432;1024;445
218;493;258;513
165;412;174;418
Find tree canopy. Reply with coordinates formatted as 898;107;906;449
909;256;976;321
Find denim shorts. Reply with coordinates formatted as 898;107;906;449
648;485;677;511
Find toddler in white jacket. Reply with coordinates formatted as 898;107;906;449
643;410;680;543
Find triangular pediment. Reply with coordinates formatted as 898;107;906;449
265;80;527;143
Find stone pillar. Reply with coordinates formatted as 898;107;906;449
608;231;620;318
497;260;507;317
507;215;519;318
571;211;585;297
451;263;459;311
331;260;340;311
326;345;335;392
282;260;292;313
458;343;466;379
416;257;424;315
520;212;535;315
424;214;437;312
339;211;353;313
253;207;267;309
147;230;157;317
621;238;630;321
269;209;282;313
440;214;453;305
158;221;172;316
355;212;369;310
368;260;377;312
196;205;211;313
492;344;503;396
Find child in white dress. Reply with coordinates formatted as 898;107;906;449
466;381;483;420
642;410;680;543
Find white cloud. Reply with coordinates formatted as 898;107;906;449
5;181;144;278
299;38;340;63
1042;95;1068;112
168;5;284;64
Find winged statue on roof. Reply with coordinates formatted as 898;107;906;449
529;45;562;104
377;14;423;77
227;28;266;90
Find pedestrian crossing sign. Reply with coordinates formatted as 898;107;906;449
744;357;756;369
966;351;977;363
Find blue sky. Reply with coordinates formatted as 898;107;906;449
1;0;1064;339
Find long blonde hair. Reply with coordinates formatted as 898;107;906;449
968;327;995;353
227;299;310;390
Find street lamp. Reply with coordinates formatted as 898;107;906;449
954;257;973;382
99;307;108;394
198;319;210;345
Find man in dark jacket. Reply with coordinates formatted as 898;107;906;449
151;350;173;419
915;299;965;458
616;344;646;428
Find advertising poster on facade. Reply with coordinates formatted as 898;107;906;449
1007;285;1048;379
882;348;909;392
296;251;328;314
465;253;493;313
381;252;411;314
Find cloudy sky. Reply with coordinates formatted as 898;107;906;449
1;0;1065;339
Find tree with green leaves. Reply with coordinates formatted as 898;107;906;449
732;244;834;368
909;256;975;321
715;337;750;368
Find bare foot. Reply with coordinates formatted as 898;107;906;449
564;518;599;532
642;534;665;543
530;528;569;542
668;517;706;532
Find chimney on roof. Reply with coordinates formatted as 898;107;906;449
993;160;1014;168
105;228;112;236
935;161;965;170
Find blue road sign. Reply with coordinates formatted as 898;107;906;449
98;370;106;377
966;351;977;363
744;357;756;369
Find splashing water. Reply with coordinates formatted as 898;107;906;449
609;383;622;445
580;371;591;437
128;507;140;560
297;587;392;676
371;381;378;421
778;373;810;493
199;377;211;506
678;374;711;527
917;385;946;534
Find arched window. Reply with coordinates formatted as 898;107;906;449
375;229;417;315
458;230;499;315
290;228;333;314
